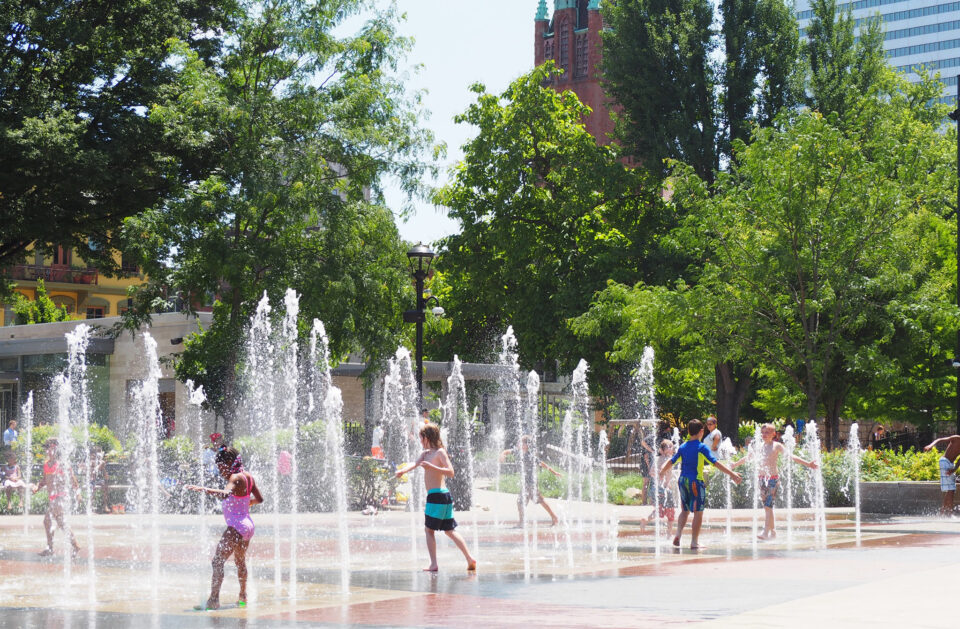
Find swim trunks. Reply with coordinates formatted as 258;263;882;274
678;477;705;512
424;488;457;531
760;476;779;508
940;457;956;492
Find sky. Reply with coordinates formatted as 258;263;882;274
375;1;543;245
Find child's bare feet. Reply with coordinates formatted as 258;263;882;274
550;517;559;526
672;537;680;547
423;565;438;572
203;598;220;610
38;547;54;557
691;544;707;550
467;560;477;571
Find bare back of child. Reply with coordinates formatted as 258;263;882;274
395;423;476;572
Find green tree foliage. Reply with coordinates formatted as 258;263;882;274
123;0;434;426
0;0;232;283
804;0;886;119
11;279;69;324
432;65;675;402
672;71;955;447
601;0;802;181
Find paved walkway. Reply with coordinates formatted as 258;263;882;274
0;489;955;627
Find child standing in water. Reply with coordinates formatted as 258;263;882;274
395;422;477;572
643;440;678;537
34;439;80;557
732;423;818;540
185;447;264;610
660;419;742;550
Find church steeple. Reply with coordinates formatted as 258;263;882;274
535;0;549;21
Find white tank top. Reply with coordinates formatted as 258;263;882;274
704;429;722;456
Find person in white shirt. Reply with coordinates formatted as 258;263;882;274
702;416;722;485
703;416;722;457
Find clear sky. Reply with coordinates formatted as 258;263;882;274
379;1;542;246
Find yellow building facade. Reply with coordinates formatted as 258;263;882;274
1;246;146;326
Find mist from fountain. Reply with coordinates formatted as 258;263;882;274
632;347;659;555
803;422;828;546
280;290;301;596
379;347;422;565
184;379;209;607
846;422;862;545
308;319;351;594
782;426;797;545
520;369;540;576
21;392;33;531
748;424;762;552
128;332;162;599
718;437;736;545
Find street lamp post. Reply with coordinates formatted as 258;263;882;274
404;243;436;411
951;77;960;435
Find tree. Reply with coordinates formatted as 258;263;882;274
601;0;802;182
11;279;69;324
123;0;434;429
0;0;232;283
672;71;955;447
432;65;676;404
804;0;885;120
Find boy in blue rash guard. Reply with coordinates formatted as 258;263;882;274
660;419;742;550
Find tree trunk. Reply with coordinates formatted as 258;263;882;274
715;361;752;445
823;395;844;450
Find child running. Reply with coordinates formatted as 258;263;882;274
395;422;477;572
34;439;81;557
732;423;818;540
924;434;960;515
185;447;264;610
660;419;742;550
499;434;561;527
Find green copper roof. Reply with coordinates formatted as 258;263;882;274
555;0;577;9
588;0;601;8
536;0;549;20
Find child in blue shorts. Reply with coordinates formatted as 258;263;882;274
660;419;741;550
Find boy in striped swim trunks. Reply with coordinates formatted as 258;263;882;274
396;422;477;572
660;419;742;550
732;423;818;540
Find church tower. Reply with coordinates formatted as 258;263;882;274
534;1;614;143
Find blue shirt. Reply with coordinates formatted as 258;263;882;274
670;438;718;481
2;428;16;446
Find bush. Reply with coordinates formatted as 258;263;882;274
16;423;123;466
607;474;646;505
347;456;395;510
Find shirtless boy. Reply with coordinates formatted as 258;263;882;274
924;434;960;515
395;422;477;572
732;423;818;540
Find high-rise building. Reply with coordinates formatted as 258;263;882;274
795;0;960;105
534;0;615;142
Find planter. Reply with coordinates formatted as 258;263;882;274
859;481;948;515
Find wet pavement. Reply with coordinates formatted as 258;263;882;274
0;489;956;628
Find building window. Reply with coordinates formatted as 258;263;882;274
120;253;139;274
575;33;589;78
577;0;589;29
559;18;571;77
544;38;554;63
52;246;71;267
51;295;75;314
86;307;105;319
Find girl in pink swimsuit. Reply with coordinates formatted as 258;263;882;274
186;446;264;610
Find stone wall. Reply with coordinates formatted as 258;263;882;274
859;481;948;515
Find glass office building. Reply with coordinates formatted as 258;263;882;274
796;0;960;105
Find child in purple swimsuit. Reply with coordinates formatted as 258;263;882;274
186;447;264;610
